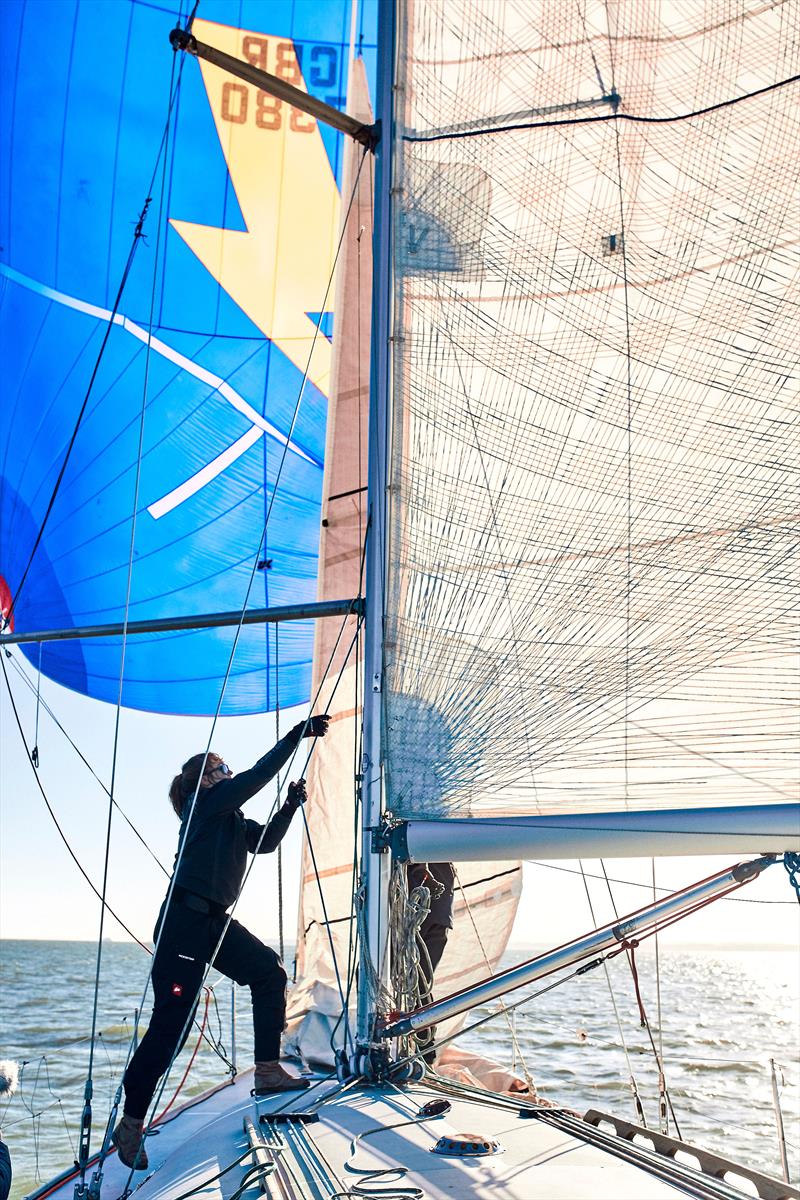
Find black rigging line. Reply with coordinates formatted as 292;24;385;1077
120;617;364;1194
0;653;150;951
7;652;169;875
598;860;683;1137
3;7;214;628
3;197;150;628
4;52;196;628
111;143;374;1190
80;37;181;1180
327;532;370;1058
404;72;800;142
528;859;796;904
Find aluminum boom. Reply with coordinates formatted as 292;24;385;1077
381;855;778;1039
392;802;800;862
0;598;362;645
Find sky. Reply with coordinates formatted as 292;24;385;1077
1;656;798;957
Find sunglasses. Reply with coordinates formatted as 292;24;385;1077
211;762;232;776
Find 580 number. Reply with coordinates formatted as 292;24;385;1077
220;37;341;133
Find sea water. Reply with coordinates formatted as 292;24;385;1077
1;940;798;1197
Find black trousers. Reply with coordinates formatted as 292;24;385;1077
417;919;450;1006
123;901;286;1120
415;919;450;1062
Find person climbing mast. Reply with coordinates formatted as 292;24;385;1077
111;714;330;1170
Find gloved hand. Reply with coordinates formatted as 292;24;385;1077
304;713;330;738
286;779;307;813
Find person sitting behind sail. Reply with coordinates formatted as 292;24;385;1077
406;861;455;1065
111;715;330;1171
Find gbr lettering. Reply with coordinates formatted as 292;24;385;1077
219;36;340;133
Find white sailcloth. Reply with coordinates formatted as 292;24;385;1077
383;0;800;820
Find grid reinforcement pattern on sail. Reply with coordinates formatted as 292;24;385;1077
384;0;800;817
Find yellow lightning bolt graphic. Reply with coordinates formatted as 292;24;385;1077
170;19;340;396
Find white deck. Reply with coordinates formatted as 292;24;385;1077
32;1065;770;1200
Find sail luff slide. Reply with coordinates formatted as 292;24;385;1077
395;802;800;862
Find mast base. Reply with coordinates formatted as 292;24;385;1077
338;1043;424;1083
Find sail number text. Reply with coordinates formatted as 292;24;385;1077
220;37;342;133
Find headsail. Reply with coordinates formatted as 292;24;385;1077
287;57;373;1064
384;1;799;818
0;2;375;715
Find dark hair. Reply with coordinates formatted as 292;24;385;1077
169;752;221;818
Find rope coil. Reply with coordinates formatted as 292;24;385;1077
783;853;800;904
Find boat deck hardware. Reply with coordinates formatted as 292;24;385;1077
261;1112;320;1124
243;1117;278;1193
584;1111;800;1200
431;1132;503;1157
420;1098;451;1117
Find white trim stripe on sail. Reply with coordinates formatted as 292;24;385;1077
0;262;319;521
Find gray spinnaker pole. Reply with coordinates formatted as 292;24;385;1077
355;0;395;1048
169;26;376;146
0;599;363;646
381;855;779;1039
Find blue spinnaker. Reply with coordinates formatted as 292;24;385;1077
0;0;377;715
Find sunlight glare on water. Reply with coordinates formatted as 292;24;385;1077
0;941;797;1197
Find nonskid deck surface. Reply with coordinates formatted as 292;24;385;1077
34;1064;752;1200
293;1082;695;1200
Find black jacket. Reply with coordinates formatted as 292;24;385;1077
0;1140;10;1200
172;724;304;908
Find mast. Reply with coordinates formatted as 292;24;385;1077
356;0;396;1049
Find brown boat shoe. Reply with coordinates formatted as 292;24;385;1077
111;1114;150;1169
253;1060;311;1094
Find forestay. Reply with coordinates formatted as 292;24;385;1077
384;0;800;818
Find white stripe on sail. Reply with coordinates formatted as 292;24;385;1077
0;262;318;520
147;426;264;518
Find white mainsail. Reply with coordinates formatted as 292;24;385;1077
383;0;799;823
